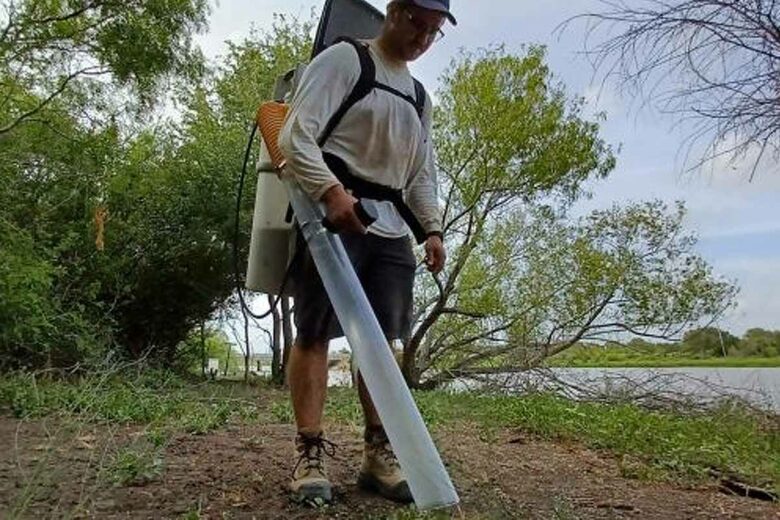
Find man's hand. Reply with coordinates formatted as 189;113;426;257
321;184;367;234
424;234;446;274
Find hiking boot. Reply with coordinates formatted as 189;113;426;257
357;427;413;503
290;432;336;503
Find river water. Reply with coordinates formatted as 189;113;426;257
331;367;780;412
461;367;780;412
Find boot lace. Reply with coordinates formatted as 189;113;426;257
376;440;400;469
293;434;337;477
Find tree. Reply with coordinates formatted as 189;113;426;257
0;11;314;368
739;328;780;357
0;0;209;135
0;97;106;368
682;327;740;357
269;295;283;383
141;14;313;364
101;13;313;363
280;297;294;386
411;201;737;387
402;46;736;388
402;46;616;385
0;0;209;369
0;218;103;369
572;0;780;177
178;325;232;374
264;295;295;385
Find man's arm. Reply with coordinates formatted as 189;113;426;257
406;93;443;235
278;43;368;233
278;43;359;202
406;93;445;272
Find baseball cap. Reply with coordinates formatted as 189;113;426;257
407;0;457;26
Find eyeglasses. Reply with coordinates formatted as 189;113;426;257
402;9;445;43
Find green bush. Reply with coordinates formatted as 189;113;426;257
0;220;106;370
0;222;55;364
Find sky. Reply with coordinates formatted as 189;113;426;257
198;0;780;348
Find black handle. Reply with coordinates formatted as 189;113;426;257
322;200;377;233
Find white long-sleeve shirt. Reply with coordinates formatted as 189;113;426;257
278;39;442;239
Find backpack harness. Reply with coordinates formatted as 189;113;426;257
291;36;431;244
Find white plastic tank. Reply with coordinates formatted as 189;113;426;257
245;140;294;295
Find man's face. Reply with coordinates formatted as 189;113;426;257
387;3;446;62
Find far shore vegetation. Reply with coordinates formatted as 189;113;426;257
547;328;780;368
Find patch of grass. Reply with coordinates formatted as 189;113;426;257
270;400;294;423
551;496;579;520
0;370;260;434
373;507;453;519
0;370;269;519
181;402;233;435
145;426;171;448
317;386;779;493
109;444;165;486
321;386;467;429
409;390;780;492
325;387;364;426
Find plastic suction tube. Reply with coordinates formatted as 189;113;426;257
283;177;459;510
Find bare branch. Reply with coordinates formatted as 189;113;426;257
566;0;780;173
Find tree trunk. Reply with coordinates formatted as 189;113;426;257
200;322;206;378
401;339;421;388
127;335;145;360
269;295;282;384
281;297;293;387
243;310;251;383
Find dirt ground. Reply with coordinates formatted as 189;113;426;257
1;416;778;519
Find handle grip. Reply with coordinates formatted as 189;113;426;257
322;201;377;233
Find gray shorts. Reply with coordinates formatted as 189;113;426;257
290;231;417;344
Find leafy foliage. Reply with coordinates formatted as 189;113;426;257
0;0;211;367
0;6;741;378
0;7;313;367
682;327;740;358
96;15;313;360
406;45;735;387
740;329;780;358
109;445;165;486
0;140;110;369
0;0;209;134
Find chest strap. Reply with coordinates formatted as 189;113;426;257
323;153;428;244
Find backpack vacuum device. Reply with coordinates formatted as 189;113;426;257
243;0;459;510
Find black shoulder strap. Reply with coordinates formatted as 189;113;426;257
317;37;375;148
413;78;426;118
373;81;426;119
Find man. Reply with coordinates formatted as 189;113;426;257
278;0;456;505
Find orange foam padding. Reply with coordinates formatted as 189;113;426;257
257;102;290;169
